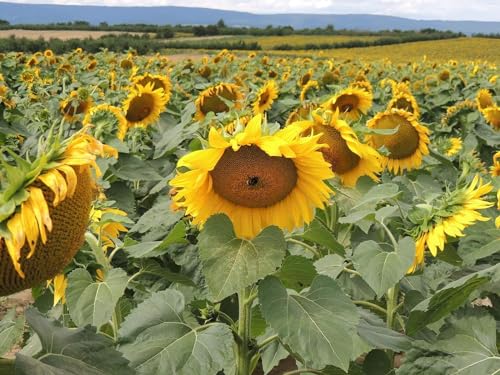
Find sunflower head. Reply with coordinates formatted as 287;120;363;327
387;92;420;119
490;151;500;177
0;130;115;295
170;114;334;238
300;80;319;102
133;73;172;102
476;89;495;111
83;104;128;141
366;109;430;174
195;83;243;121
123;82;168;129
443;137;463;157
60;90;93;122
322;87;373;122
482;106;500;130
253;80;279;115
286;103;318;126
299;70;313;87
295;109;382;187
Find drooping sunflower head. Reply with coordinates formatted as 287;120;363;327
322;87;373;122
299;70;313;87
294;109;382;187
123;82;168;129
253;80;279;115
490;151;500;177
60;90;93;122
170;114;334;238
133;73;172;102
83;104;128;141
476;89;495;111
366;109;430;174
481;106;500;130
194;83;243;121
387;92;420;119
300;80;319;102
0;130;115;296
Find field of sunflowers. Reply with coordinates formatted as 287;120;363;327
0;47;499;375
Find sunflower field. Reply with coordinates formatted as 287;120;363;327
0;47;499;375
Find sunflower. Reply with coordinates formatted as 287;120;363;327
253;80;279;115
123;83;168;129
496;190;500;229
476;89;495;111
170;114;334;239
322;87;373;122
490;151;500;177
43;49;54;59
133;73;172;102
83;104;128;141
0;131;114;295
299;70;313;87
295;109;382;187
366;109;430;174
286;103;318;126
47;274;67;306
482;106;500;130
445;137;462;157
387;92;420;119
90;206;129;250
60;90;93;122
408;175;493;272
350;79;372;94
300;80;319;102
194;83;243;121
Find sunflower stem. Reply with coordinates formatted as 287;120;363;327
237;286;253;375
0;358;15;375
385;284;400;367
286;238;321;259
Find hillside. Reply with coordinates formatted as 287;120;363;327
0;2;499;34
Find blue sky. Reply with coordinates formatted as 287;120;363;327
4;0;500;21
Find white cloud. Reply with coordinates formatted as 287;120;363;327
4;0;500;21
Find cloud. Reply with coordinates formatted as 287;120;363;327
4;0;500;21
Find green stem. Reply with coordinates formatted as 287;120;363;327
385;284;400;367
343;267;362;277
286;238;321;259
237;287;253;375
283;369;324;375
353;300;387;315
0;358;15;375
257;334;279;350
380;222;398;251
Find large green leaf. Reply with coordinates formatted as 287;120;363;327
406;264;499;335
314;254;346;280
119;290;233;375
111;154;162;181
352;237;415;298
66;268;128;328
198;214;286;301
15;309;134;375
259;275;359;371
274;255;317;291
0;309;24;357
302;218;345;255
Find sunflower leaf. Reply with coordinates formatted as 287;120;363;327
0;308;25;357
259;275;359;371
198;214;286;301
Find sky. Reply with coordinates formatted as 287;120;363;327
3;0;500;22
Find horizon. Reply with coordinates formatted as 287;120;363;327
1;0;500;23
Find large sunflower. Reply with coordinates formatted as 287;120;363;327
83;104;128;141
366;109;430;174
123;82;168;129
170;114;334;239
387;92;420;119
476;89;495;111
322;87;373;122
482;106;500;130
294;109;382;187
408;176;493;273
0;131;114;295
253;80;279;115
195;83;243;121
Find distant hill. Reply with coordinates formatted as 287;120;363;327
0;2;499;34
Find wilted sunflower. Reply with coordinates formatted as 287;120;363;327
170;114;334;239
408;175;493;272
0;131;114;295
133;73;172;102
476;89;495;111
387;92;420;119
123;82;168;129
322;87;373;122
481;106;500;130
366;109;430;174
60;90;93;122
294;109;382;187
253;80;279;115
195;83;243;121
83;104;128;141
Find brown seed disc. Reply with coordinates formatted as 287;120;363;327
332;94;359;114
200;86;237;116
316;125;360;174
211;145;297;208
126;93;154;122
0;166;95;296
370;114;420;159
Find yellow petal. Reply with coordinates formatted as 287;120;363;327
38;169;68;206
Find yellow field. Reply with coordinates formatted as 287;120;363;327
268;37;500;63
